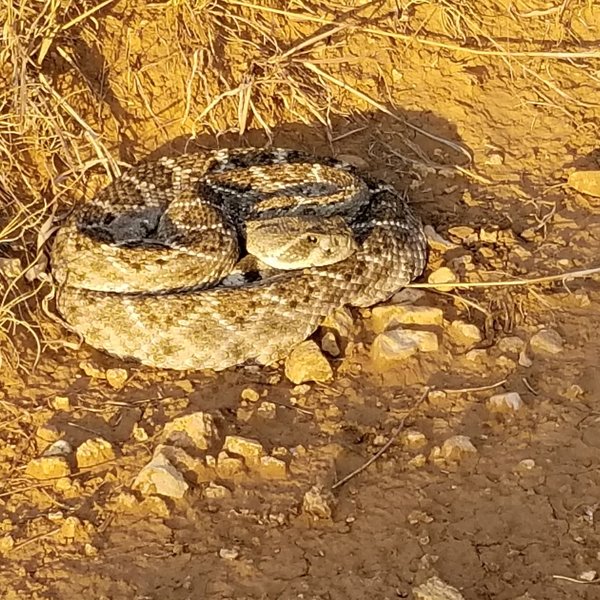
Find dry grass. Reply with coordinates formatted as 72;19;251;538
0;0;598;372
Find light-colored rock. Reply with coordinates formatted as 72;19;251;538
79;361;105;379
401;430;427;449
516;459;536;472
579;570;597;582
162;411;218;451
518;349;533;367
258;455;287;480
448;225;476;242
302;485;335;520
256;401;277;419
285;340;333;384
529;328;563;355
240;387;260;402
440;435;478;463
424;225;458;251
371;330;418;368
219;547;239;560
447;319;482;346
321;331;340;357
157;444;216;483
35;424;61;453
76;438;115;469
371;305;443;333
223;436;265;466
465;349;487;362
389;288;426;305
105;367;128;390
568;170;600;197
51;396;71;411
406;330;439;352
321;306;354;338
133;452;189;499
25;456;70;480
43;440;73;457
0;535;15;555
485;150;504;166
132;423;149;442
487;392;523;413
413;576;465;600
427;267;458;290
216;451;246;480
204;482;232;499
337;153;369;170
497;336;525;354
0;257;22;278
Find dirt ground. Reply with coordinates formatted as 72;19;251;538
1;1;600;599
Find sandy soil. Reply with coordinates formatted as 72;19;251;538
1;1;600;599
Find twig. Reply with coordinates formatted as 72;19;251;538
442;379;507;395
552;575;600;585
331;387;429;490
408;266;600;290
12;527;61;551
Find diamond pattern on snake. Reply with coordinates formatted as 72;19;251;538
51;147;427;371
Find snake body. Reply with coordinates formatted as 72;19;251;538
52;148;427;371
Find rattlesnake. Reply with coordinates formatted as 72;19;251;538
52;148;427;371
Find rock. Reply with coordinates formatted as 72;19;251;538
204;482;232;499
51;396;71;411
485;150;505;166
497;336;525;354
321;306;354;339
79;361;105;379
76;438;115;469
401;430;428;449
447;320;482;347
219;547;239;560
132;423;149;442
258;455;287;480
162;411;218;451
465;349;487;362
424;225;457;251
337;154;369;170
371;305;443;333
216;451;246;480
0;257;22;278
529;329;563;355
240;388;260;402
440;435;478;463
256;401;277;419
285;340;333;384
371;330;418;368
133;452;189;499
35;424;61;453
427;267;458;290
413;576;465;600
0;535;15;555
447;225;476;243
302;485;335;520
487;392;523;414
518;349;533;367
222;435;265;467
516;459;536;472
43;440;73;457
157;444;216;483
321;331;340;357
105;368;128;389
25;456;70;480
389;288;426;305
568;170;600;197
579;570;597;582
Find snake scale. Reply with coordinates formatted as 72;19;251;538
51;148;427;371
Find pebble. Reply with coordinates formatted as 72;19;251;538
447;225;476;243
321;306;354;339
35;424;61;453
284;340;333;384
427;267;458;290
162;411;218;451
424;225;457;251
43;440;73;458
487;392;523;414
132;423;149;442
485;150;505;166
371;330;418;367
371;305;443;333
302;485;336;520
321;331;341;357
518;349;533;367
0;257;22;278
258;455;288;480
222;435;265;467
413;576;465;600
157;444;216;483
240;388;260;402
389;288;426;305
401;430;428;449
216;452;246;480
204;483;232;500
105;368;128;390
219;548;239;560
447;319;482;346
133;452;189;499
497;336;525;355
76;438;115;469
51;396;71;411
579;570;598;582
567;170;600;197
25;456;71;480
440;435;478;463
516;459;536;472
256;401;277;419
79;361;105;379
529;328;564;355
0;535;15;555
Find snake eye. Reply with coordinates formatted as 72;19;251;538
307;235;318;244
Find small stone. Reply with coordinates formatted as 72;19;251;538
157;444;216;483
258;455;287;480
285;340;333;384
371;330;418;368
447;320;482;347
529;329;563;355
321;306;354;339
141;496;171;517
485;150;505;166
371;305;443;332
216;452;246;480
105;368;128;390
256;401;277;419
132;423;149;442
115;492;138;510
0;257;22;278
321;331;340;357
79;361;105;379
389;289;426;305
465;349;487;362
302;485;335;520
518;349;533;367
579;570;597;582
219;547;239;560
162;412;218;451
51;396;71;411
337;154;369;170
447;225;476;242
516;459;536;472
84;543;98;557
133;452;189;499
408;454;427;468
568;170;600;197
440;435;478;463
413;576;465;600
401;430;428;449
497;336;525;354
240;388;260;402
35;424;61;453
479;228;498;243
223;435;265;466
60;516;83;541
424;225;458;251
204;483;232;499
427;267;458;291
25;456;70;480
76;438;115;469
487;392;523;414
43;440;73;457
0;535;15;555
